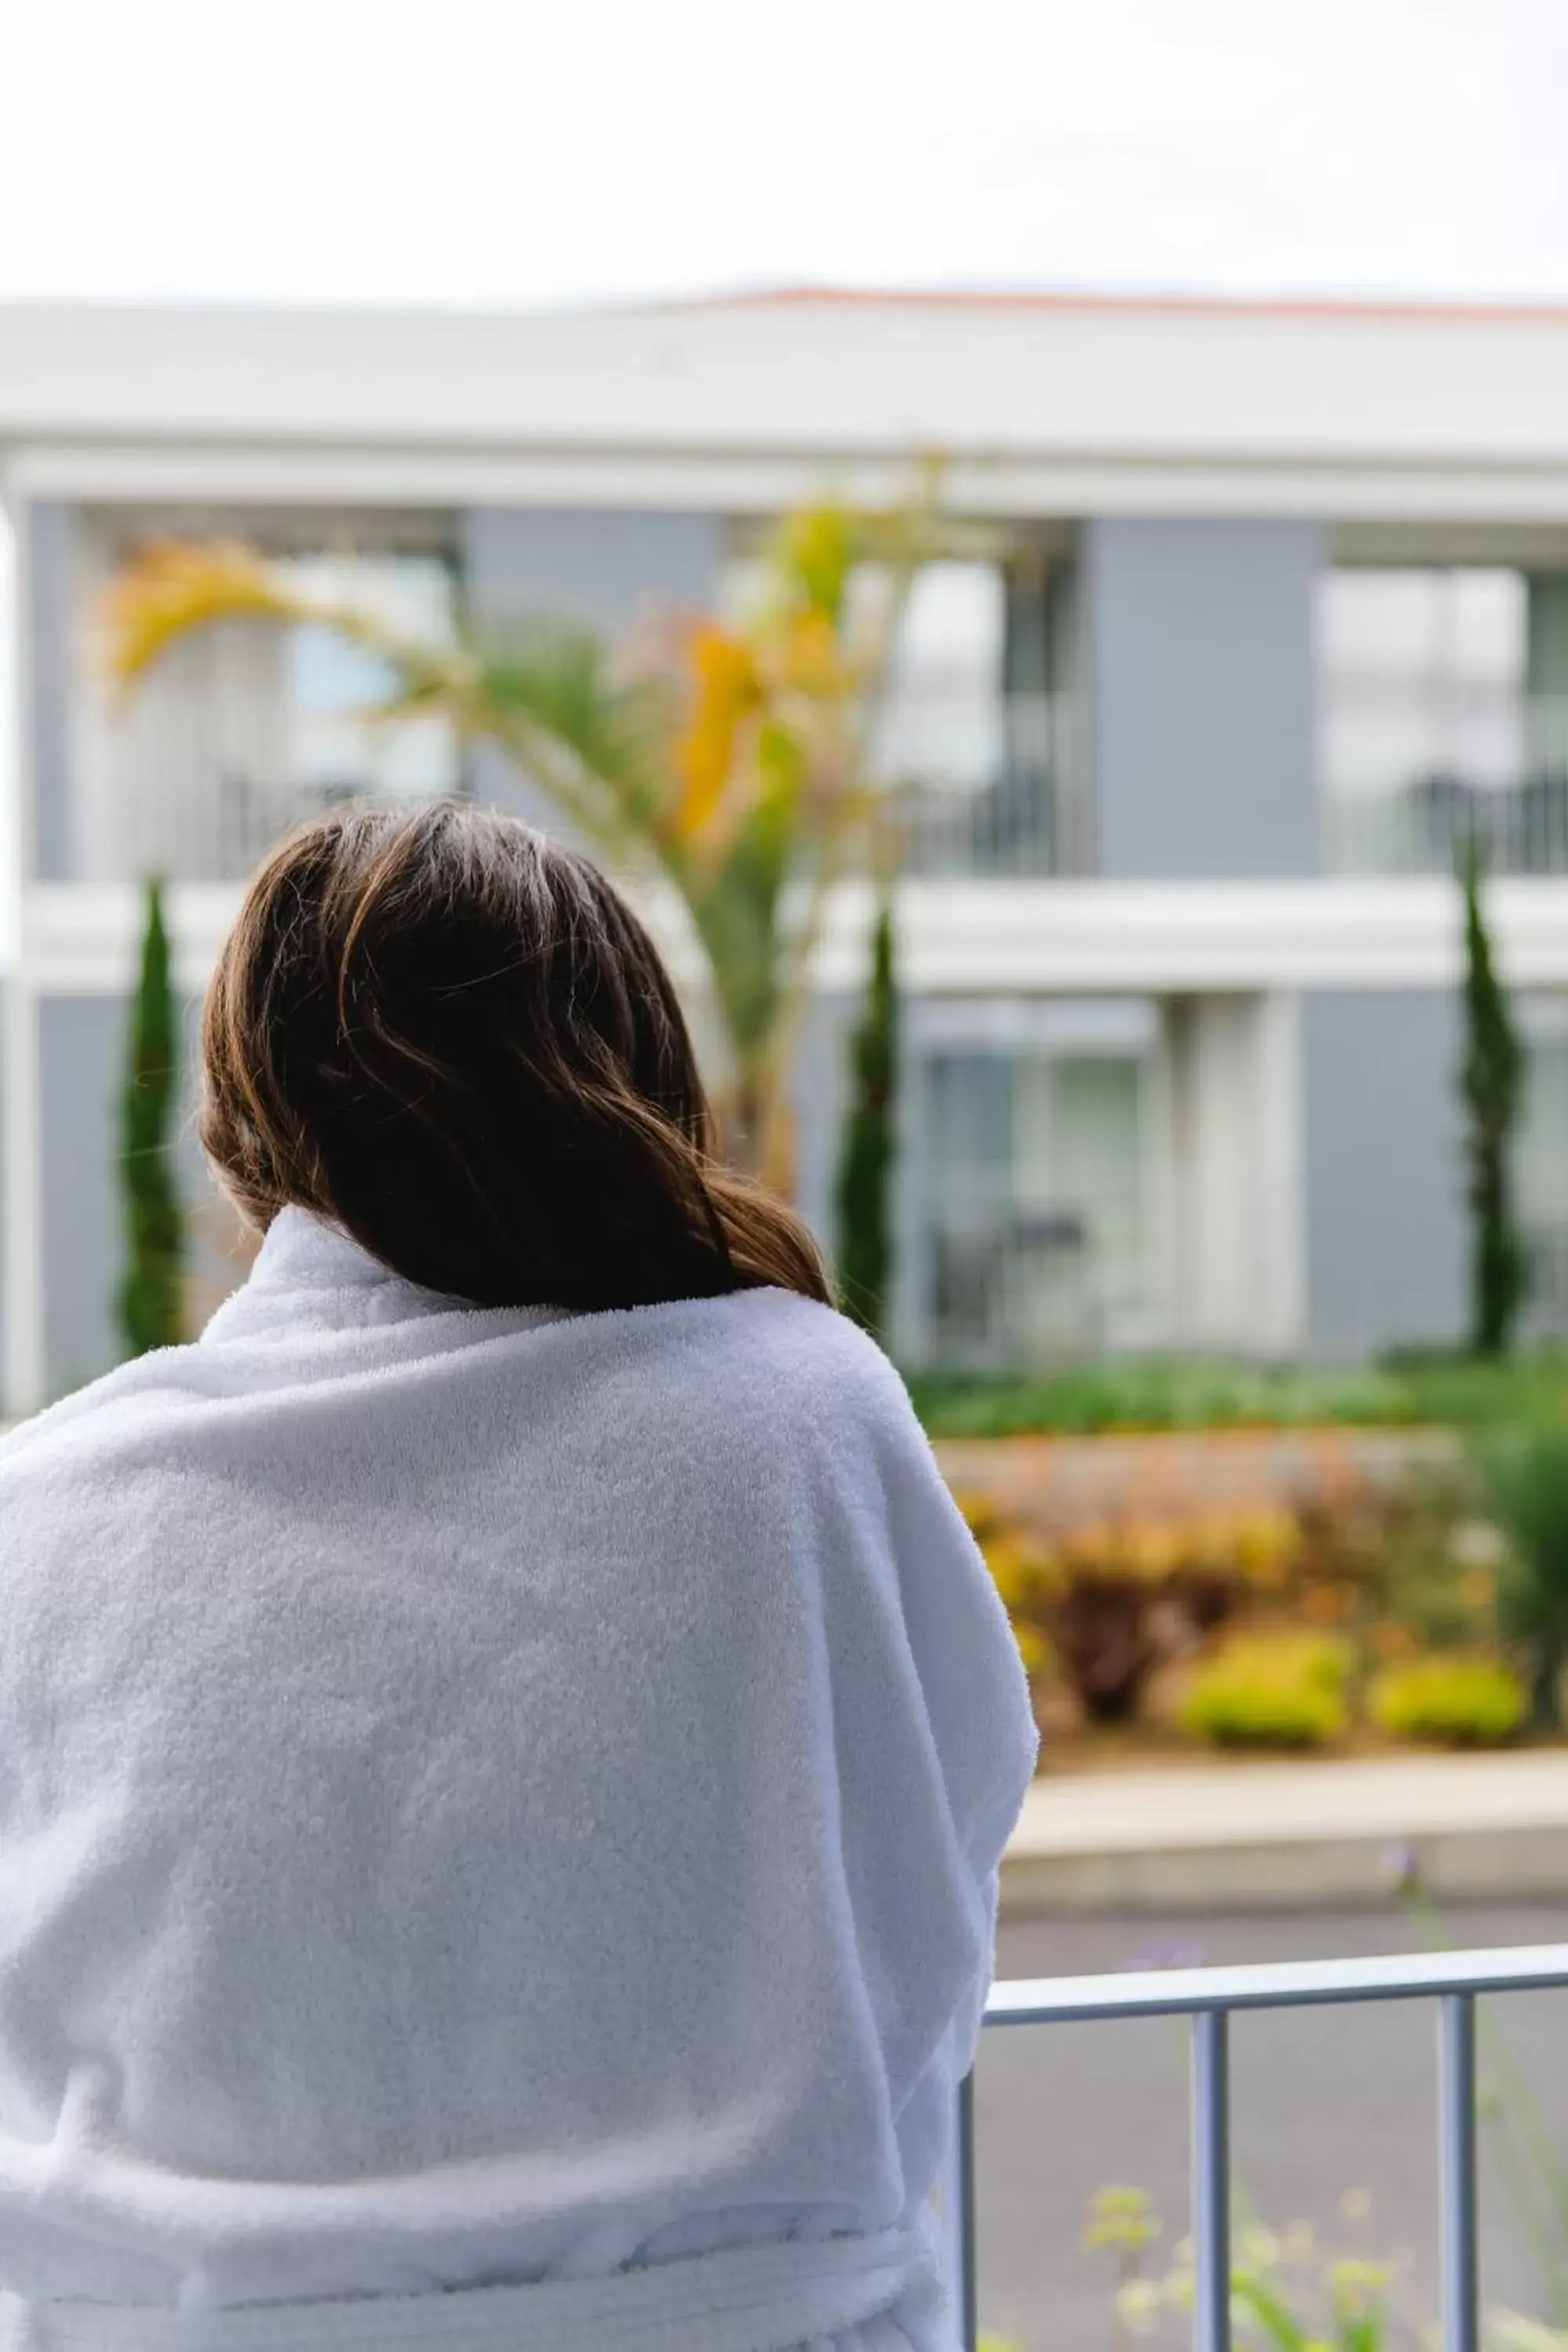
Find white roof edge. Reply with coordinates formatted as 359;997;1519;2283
5;288;1568;473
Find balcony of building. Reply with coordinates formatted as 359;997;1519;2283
62;677;1087;891
1320;562;1568;878
39;516;1087;887
869;688;1088;880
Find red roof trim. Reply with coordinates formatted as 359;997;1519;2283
684;283;1568;328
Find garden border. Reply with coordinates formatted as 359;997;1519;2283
1000;1751;1568;1915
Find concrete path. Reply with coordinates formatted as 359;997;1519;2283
1003;1751;1568;1912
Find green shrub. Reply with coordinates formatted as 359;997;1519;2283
117;875;184;1356
908;1348;1568;1442
908;1359;1414;1438
833;897;898;1342
1369;1655;1527;1747
1396;1352;1568;1431
1089;2186;1417;2352
1458;840;1526;1357
1476;1421;1568;1730
1179;1635;1351;1749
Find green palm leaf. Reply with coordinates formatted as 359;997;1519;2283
377;616;680;865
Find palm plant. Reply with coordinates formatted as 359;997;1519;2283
103;490;977;1189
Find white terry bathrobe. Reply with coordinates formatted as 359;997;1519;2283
0;1207;1038;2352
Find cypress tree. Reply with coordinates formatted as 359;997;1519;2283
833;897;899;1341
117;876;185;1356
1459;840;1525;1356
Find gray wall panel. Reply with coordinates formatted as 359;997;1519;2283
39;994;123;1391
1301;989;1467;1359
1083;517;1323;880
38;991;220;1398
459;506;722;837
461;506;721;635
27;502;74;882
790;990;850;1261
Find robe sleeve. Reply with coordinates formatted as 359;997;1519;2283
798;1327;1040;2122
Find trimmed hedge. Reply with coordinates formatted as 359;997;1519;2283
1178;1635;1352;1750
1367;1656;1527;1748
908;1353;1568;1441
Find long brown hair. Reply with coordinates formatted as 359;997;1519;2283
201;802;833;1312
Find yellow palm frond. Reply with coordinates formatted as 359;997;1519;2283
774;503;855;623
674;622;762;841
771;606;857;702
100;541;318;698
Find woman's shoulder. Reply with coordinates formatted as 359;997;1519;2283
0;1343;205;1479
679;1283;898;1377
619;1287;919;1457
712;1285;898;1374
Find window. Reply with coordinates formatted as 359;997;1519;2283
867;561;1005;794
1319;566;1568;872
914;999;1161;1364
283;557;458;801
1320;568;1526;804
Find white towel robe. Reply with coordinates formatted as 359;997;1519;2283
0;1208;1038;2350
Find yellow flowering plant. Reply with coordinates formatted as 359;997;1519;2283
956;1491;1308;1726
1087;2187;1432;2352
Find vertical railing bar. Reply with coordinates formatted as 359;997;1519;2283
951;2067;978;2352
1439;1992;1480;2352
1192;2008;1232;2352
944;2070;978;2352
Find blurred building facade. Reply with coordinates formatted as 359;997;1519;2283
5;290;1568;1410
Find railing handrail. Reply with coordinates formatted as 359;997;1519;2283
983;1940;1568;2027
953;1944;1568;2352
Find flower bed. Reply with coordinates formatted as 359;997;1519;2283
945;1426;1544;1763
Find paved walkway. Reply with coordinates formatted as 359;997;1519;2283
1002;1750;1568;1912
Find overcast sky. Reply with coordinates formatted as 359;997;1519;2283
2;0;1566;313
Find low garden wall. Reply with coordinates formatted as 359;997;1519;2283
934;1425;1461;1540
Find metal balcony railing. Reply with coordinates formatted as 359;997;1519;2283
132;771;421;884
869;690;1090;879
82;691;1085;885
948;1944;1568;2352
920;1218;1162;1367
1324;782;1568;877
1323;693;1568;877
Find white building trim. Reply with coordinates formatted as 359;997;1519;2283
0;479;24;973
1256;990;1307;1356
1;978;43;1412
18;875;1568;1001
4;292;1568;459
1;491;45;1410
17;444;1568;530
9;293;1568;527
